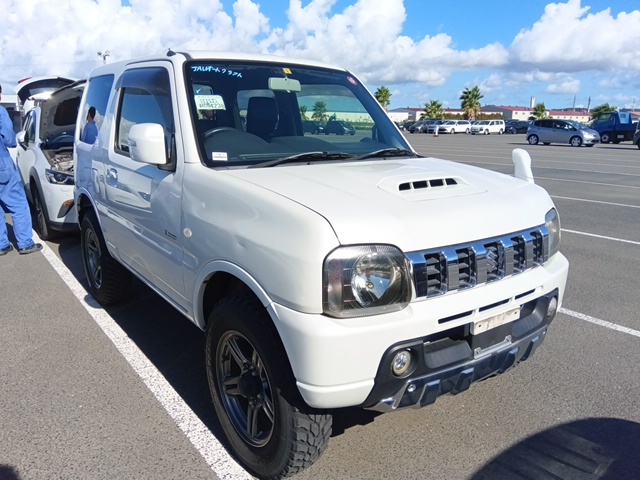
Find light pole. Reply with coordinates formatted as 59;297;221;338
97;50;110;65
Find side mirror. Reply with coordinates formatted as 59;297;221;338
128;123;167;165
16;130;26;144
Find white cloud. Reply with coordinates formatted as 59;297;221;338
0;0;638;109
546;77;581;94
510;0;640;72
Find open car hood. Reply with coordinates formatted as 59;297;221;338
39;80;85;146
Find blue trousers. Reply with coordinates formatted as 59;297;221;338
0;155;35;250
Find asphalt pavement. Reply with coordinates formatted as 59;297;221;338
2;132;640;480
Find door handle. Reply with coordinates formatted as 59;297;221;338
106;168;118;185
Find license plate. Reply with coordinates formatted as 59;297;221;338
471;308;520;335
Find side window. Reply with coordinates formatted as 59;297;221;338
541;120;553;129
115;67;174;156
26;112;37;144
22;112;33;143
81;74;114;142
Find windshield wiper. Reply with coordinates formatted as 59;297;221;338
248;151;356;168
354;148;420;161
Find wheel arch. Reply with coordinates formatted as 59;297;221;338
195;260;276;331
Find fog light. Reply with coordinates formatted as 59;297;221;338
547;296;558;319
391;350;412;377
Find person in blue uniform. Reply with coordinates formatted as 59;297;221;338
0;84;42;255
81;106;98;144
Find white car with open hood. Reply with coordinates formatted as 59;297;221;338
15;80;84;239
73;50;568;479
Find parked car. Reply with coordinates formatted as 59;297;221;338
634;122;640;149
506;121;530;134
324;120;355;135
15;80;85;239
437;120;471;134
425;119;445;134
527;119;600;147
471;120;505;135
303;120;324;134
73;50;568;479
408;119;428;133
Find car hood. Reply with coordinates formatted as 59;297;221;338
39;80;85;145
224;156;554;252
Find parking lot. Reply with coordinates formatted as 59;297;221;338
2;132;640;479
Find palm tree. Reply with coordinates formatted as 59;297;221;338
312;101;328;123
299;105;308;120
459;86;483;120
374;86;392;112
531;103;548;120
423;100;444;119
590;103;617;121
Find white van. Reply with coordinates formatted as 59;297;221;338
471;119;505;135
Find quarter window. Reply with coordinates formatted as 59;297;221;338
81;74;114;142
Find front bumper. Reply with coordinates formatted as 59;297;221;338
273;253;568;410
363;291;557;412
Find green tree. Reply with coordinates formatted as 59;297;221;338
590;103;617;121
312;101;328;122
530;102;548;120
423;100;444;119
299;105;308;120
374;86;392;111
459;86;483;120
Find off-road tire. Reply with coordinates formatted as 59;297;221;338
205;296;332;479
80;211;132;305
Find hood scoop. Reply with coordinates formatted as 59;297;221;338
398;177;459;191
378;174;485;201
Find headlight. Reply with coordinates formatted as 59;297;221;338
323;245;411;318
45;169;74;185
545;208;561;258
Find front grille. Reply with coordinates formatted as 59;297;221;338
408;226;548;299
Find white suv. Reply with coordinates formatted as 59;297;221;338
74;51;568;479
15;80;84;239
471;119;505;135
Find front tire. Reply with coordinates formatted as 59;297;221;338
636;139;640;150
80;211;132;305
570;136;582;147
31;186;59;241
528;134;539;145
600;132;611;143
206;296;332;479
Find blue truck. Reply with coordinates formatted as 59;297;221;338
591;111;639;144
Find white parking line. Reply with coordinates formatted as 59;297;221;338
562;229;640;246
552;195;640;209
560;307;640;339
537;176;640;190
38;241;253;480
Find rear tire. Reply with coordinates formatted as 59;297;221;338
206;296;332;479
527;135;539;145
636;139;640;150
80;210;132;305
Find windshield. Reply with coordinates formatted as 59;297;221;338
185;61;411;167
567;120;588;129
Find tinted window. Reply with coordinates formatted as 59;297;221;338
115;67;173;156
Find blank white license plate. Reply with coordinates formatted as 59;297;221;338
471;308;521;335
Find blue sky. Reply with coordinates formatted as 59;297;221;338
2;0;639;111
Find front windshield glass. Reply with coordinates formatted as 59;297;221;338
185;60;411;167
567;120;587;129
